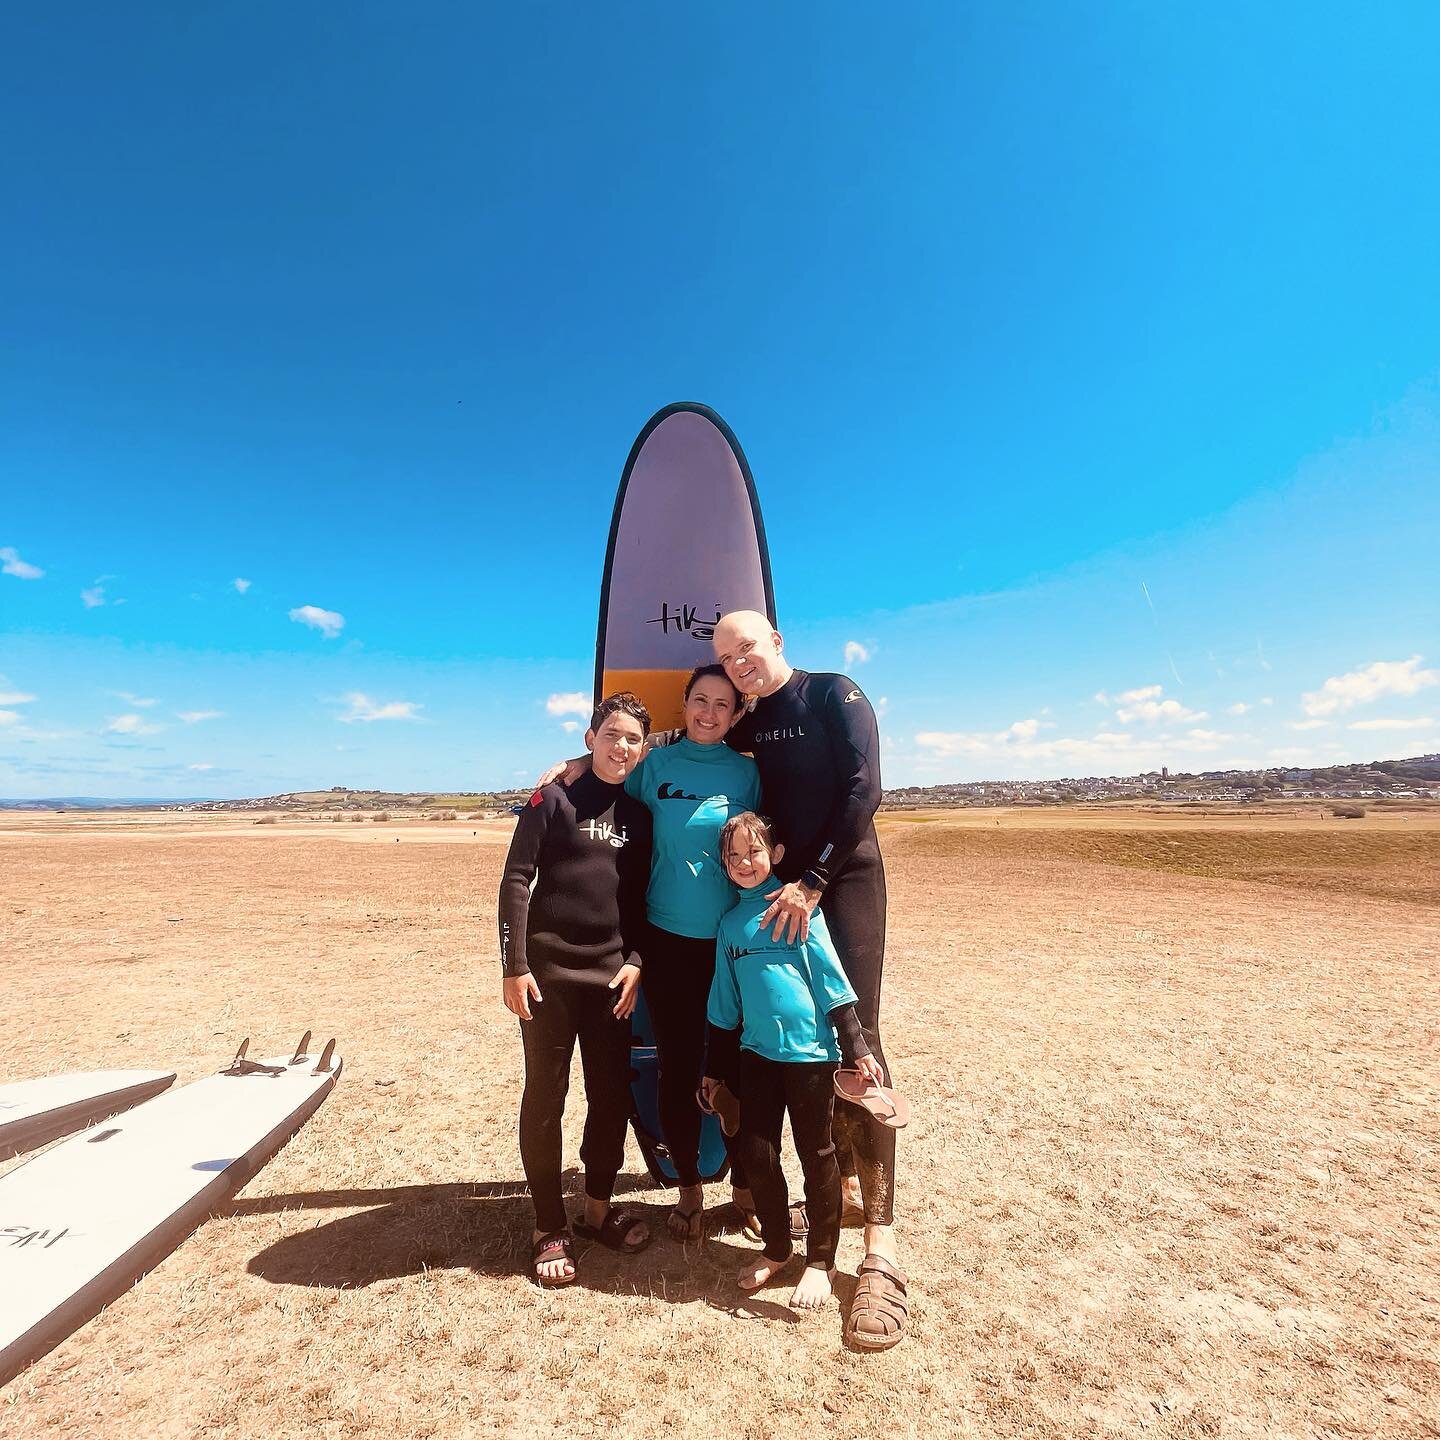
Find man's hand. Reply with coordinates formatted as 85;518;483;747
761;881;819;944
853;1053;884;1087
699;1076;721;1109
536;755;589;787
503;973;543;1020
608;962;642;1019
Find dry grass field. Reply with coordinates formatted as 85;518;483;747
2;805;1437;1439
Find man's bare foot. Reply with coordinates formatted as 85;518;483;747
668;1184;704;1242
737;1252;793;1291
790;1264;834;1311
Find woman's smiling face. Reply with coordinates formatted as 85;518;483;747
683;674;739;744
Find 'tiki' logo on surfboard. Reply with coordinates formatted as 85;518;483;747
580;819;630;848
646;602;722;642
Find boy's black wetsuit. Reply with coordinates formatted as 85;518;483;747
725;669;895;1226
498;770;652;1233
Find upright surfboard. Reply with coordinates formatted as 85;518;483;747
0;1070;175;1161
595;402;776;733
596;402;776;1186
0;1040;340;1387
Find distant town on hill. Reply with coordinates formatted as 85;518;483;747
7;755;1437;813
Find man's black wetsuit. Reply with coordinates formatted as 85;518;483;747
498;770;652;1233
726;669;895;1226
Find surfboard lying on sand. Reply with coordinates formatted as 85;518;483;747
596;402;776;1186
0;1070;176;1161
0;1037;341;1387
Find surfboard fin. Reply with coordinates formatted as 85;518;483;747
290;1031;312;1065
313;1039;336;1075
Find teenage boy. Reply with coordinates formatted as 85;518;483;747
499;692;655;1286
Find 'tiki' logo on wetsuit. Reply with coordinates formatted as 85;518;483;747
656;782;701;802
753;725;806;743
645;602;722;642
580;819;630;848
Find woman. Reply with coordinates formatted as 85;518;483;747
621;663;761;1240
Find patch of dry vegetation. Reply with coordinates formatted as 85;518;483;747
1;810;1436;1438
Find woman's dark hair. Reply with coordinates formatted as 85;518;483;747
683;662;740;704
590;691;651;736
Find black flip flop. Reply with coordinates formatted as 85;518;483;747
573;1206;652;1253
531;1229;577;1288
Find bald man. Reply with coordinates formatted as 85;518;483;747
712;610;907;1352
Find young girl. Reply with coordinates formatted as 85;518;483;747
499;692;655;1287
703;812;884;1311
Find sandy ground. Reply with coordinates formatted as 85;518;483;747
1;806;1437;1439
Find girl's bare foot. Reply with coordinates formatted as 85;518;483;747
789;1264;834;1310
737;1252;793;1291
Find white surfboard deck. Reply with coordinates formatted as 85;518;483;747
0;1046;341;1388
0;1070;177;1162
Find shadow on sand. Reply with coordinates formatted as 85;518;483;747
233;1172;828;1324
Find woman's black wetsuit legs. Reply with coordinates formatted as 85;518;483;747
518;979;631;1233
642;925;748;1190
737;1051;842;1267
821;855;897;1227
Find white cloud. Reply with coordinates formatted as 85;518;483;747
188;763;214;772
113;691;158;708
178;710;222;724
560;720;581;733
875;696;889;718
844;640;872;668
233;578;251;594
546;692;591;718
916;726;1137;767
338;692;421;723
106;713;163;736
1261;697;1274;706
81;585;106;609
0;711;19;727
1348;716;1433;732
1301;656;1439;717
1116;697;1207;725
1289;720;1328;731
290;604;345;638
0;690;36;706
1094;685;1161;706
1226;702;1251;716
1;547;44;580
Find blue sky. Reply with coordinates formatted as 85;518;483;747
3;3;1438;797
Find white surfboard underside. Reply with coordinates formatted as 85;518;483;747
0;1049;341;1387
0;1070;177;1162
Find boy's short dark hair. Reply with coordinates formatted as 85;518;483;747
590;691;652;736
719;811;777;860
683;662;740;704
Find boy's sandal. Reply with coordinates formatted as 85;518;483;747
732;1204;763;1242
573;1206;652;1254
790;1198;865;1238
696;1081;741;1137
531;1230;577;1288
833;1069;912;1129
844;1254;909;1350
667;1197;704;1242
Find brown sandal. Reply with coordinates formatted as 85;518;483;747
845;1253;908;1350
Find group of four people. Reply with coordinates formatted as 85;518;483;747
497;610;908;1349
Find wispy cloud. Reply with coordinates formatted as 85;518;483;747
290;604;345;639
106;713;164;736
112;691;158;708
233;578;251;594
0;689;37;706
560;720;581;733
1348;716;1433;731
915;722;1134;768
843;640;872;668
546;692;591;718
177;710;223;724
188;762;214;772
81;584;107;608
1;546;44;580
1289;720;1328;732
1302;655;1439;717
0;711;20;727
1226;702;1251;716
1094;684;1161;706
337;692;421;723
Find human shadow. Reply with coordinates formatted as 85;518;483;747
238;1171;799;1321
